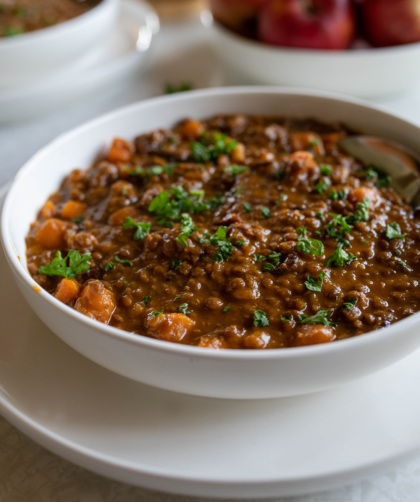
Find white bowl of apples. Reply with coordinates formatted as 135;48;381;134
207;0;420;98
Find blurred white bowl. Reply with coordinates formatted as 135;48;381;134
0;0;118;88
206;14;420;98
4;87;420;399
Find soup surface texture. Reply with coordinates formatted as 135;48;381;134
26;115;420;349
0;0;100;37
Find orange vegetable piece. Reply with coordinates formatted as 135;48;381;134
290;132;325;157
147;313;195;343
292;325;336;347
41;200;56;219
348;187;381;210
75;280;116;324
61;200;87;220
54;278;81;305
108;206;139;226
108;138;134;163
34;219;68;249
177;120;204;140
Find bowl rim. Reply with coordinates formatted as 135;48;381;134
0;0;116;48
210;15;420;57
3;85;420;361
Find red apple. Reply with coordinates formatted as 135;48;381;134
210;0;268;31
258;0;355;50
363;0;420;47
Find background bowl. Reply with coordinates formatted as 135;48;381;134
207;18;420;98
3;87;420;400
0;0;118;88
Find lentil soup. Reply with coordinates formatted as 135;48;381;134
26;115;420;349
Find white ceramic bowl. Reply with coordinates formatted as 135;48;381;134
0;0;118;88
3;87;420;400
207;16;420;98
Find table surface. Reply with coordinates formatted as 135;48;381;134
2;13;420;502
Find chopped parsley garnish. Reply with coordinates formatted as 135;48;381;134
396;250;402;255
113;256;133;267
122;217;151;240
178;303;192;315
105;262;115;272
126;166;143;176
398;260;407;267
224;165;248;175
253;310;269;327
174;297;182;301
151;309;164;317
297;227;307;237
299;309;334;327
308;139;319;146
281;315;292;322
316;211;324;220
39;250;91;279
143;296;152;306
320;164;332;176
375;176;392;188
243;202;252;213
72;215;85;223
361;238;367;244
267;251;281;265
190;131;237;163
223;307;231;313
326;214;353;237
172;259;182;270
304;272;326;292
260;206;271;219
348;198;370;223
165;83;193;94
297;235;324;257
363;165;391;188
148;186;213;226
326;244;356;267
234;239;245;246
276;193;287;204
386;223;407;241
254;254;265;262
328;189;347;201
263;263;275;272
175;213;197;247
199;226;234;262
314;178;331;194
343;297;358;311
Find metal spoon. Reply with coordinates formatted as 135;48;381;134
338;136;420;210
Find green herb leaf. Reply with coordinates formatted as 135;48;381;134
304;272;326;292
254;254;265;262
320;164;332;176
328;189;347;201
114;256;133;267
178;303;193;315
223;306;231;313
386;223;407;241
316;211;324;220
122;217;151;240
243;202;252;213
314;178;331;194
72;215;85;223
175;213;197;247
267;251;281;265
326;244;356;267
297;238;324;257
343;297;358;311
299;309;334;327
152;309;164;317
39;250;91;279
260;206;271;219
263;263;275;272
143;296;151;306
105;261;115;272
253;310;269;327
224;165;248;175
348;198;370;224
281;315;292;322
172;259;182;270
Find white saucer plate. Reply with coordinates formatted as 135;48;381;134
1;180;420;498
0;0;159;123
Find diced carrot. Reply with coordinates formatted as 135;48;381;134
54;278;81;305
108;206;139;226
290;132;325;157
75;280;116;324
349;187;381;209
147;313;195;343
287;151;319;185
177;120;204;140
41;200;56;219
61;200;87;220
108;138;134;163
292;325;336;347
34;219;68;249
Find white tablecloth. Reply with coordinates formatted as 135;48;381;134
2;14;420;502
